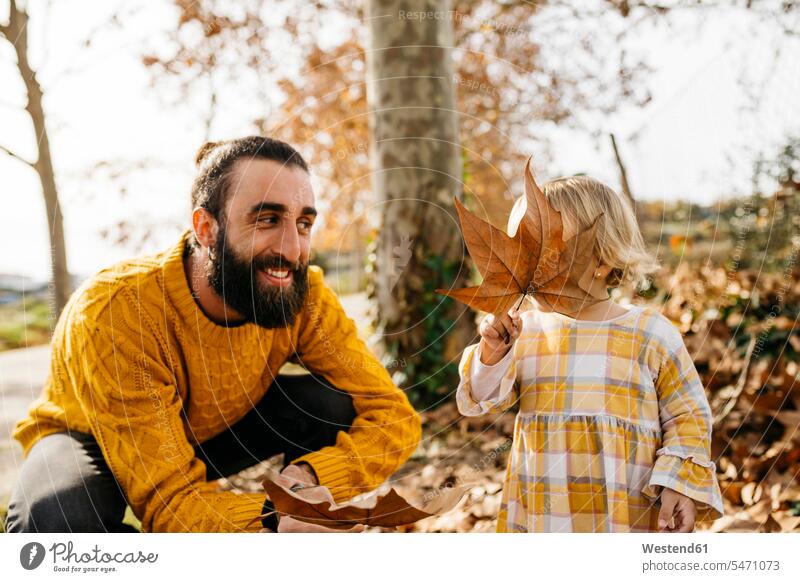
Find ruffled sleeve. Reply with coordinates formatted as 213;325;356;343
643;452;724;522
456;342;518;417
642;328;725;521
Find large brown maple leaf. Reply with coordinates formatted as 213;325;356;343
436;158;609;316
251;470;467;530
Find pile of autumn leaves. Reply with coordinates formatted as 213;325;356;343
659;261;800;532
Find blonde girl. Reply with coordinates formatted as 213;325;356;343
456;176;724;532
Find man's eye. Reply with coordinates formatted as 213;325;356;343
299;221;313;232
257;216;279;225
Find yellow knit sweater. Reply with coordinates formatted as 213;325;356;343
12;230;421;532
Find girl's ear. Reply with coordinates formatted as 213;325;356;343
594;263;613;280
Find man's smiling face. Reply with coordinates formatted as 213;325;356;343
207;157;317;328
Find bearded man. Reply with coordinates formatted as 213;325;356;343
5;136;421;533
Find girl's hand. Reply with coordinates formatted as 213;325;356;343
658;488;697;532
478;307;521;366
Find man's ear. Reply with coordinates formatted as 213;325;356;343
192;207;219;250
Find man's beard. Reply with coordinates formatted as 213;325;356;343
206;229;309;329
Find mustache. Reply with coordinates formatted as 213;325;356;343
250;254;307;273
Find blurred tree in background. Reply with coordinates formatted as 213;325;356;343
0;0;70;323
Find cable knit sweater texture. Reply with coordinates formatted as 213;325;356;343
12;229;421;532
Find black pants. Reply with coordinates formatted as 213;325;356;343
5;373;355;533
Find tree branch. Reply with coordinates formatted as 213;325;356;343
610;133;636;210
1;0;15;40
0;143;36;168
5;0;16;31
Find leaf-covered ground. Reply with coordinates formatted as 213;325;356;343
224;397;798;532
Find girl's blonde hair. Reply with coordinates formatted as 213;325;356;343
541;176;660;290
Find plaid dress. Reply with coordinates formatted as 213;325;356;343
456;304;725;532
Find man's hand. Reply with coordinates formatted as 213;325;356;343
658;488;697;533
259;463;364;533
280;462;318;487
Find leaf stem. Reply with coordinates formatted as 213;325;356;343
503;292;528;344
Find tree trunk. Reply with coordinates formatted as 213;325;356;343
3;1;71;322
365;0;473;405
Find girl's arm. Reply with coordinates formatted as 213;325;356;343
456;341;519;417
471;343;515;401
642;325;725;523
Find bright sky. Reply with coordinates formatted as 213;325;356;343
1;1;798;281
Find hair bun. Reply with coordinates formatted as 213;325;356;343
195;141;221;167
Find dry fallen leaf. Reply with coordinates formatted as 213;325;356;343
436;157;608;316
741;482;764;506
256;470;467;530
766;511;800;532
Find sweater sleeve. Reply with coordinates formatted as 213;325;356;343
288;267;422;503
641;327;725;522
71;295;266;533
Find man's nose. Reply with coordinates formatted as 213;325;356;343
275;223;302;264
